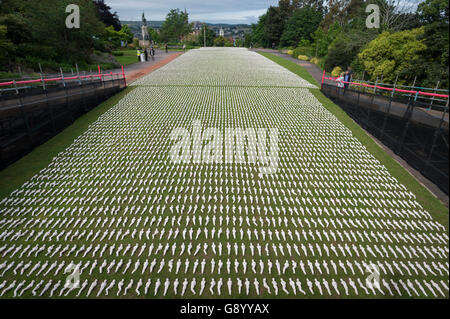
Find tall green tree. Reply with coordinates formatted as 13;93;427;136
148;27;160;43
0;25;13;66
280;7;323;47
415;0;449;87
93;0;121;31
251;14;268;47
198;25;216;47
160;9;192;43
264;6;284;47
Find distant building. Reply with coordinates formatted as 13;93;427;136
139;12;150;48
219;27;224;37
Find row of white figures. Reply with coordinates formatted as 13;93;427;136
1;257;448;278
1;213;443;233
1;239;447;263
1;229;446;260
0;277;448;298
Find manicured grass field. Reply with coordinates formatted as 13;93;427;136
113;50;140;66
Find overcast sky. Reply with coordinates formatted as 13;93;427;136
106;0;279;24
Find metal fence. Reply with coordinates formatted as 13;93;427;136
321;82;449;195
0;73;127;169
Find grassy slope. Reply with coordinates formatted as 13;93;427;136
259;52;449;231
0;87;135;200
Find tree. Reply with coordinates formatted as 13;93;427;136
0;25;13;66
375;0;420;31
358;28;426;83
244;34;252;48
280;7;323;47
279;0;293;22
415;0;449;87
264;6;284;47
160;9;192;43
119;25;133;44
214;36;226;47
325;27;377;72
198;25;216;47
93;0;121;31
251;14;268;47
148;27;160;43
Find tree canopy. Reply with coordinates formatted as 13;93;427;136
160;9;192;43
280;7;323;47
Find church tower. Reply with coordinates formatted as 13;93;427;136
139;12;150;48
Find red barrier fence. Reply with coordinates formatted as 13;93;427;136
0;66;127;88
322;75;449;99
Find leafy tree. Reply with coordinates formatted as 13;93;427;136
244;34;252;48
0;0;105;70
264;6;284;47
119;25;133;44
0;25;13;66
214;36;226;47
198;25;216;47
251;14;268;47
280;7;323;47
279;0;293;22
325;27;378;72
415;0;449;88
93;0;121;31
102;25;133;49
148;27;160;43
358;28;426;83
160;9;192;43
310;22;344;58
311;27;329;57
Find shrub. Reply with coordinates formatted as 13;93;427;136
292;46;313;58
310;57;320;65
331;66;343;77
297;55;309;61
287;50;293;56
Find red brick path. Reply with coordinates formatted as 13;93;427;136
126;53;183;84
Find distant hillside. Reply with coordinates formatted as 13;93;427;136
121;20;164;32
121;20;251;39
121;20;250;30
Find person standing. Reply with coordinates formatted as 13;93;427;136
343;67;353;95
144;48;148;62
165;43;168;54
137;49;141;62
337;72;345;95
150;45;155;60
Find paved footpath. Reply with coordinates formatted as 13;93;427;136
110;49;183;84
0;48;448;299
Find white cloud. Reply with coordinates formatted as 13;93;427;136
105;0;278;23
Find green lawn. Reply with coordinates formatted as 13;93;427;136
113;50;140;66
